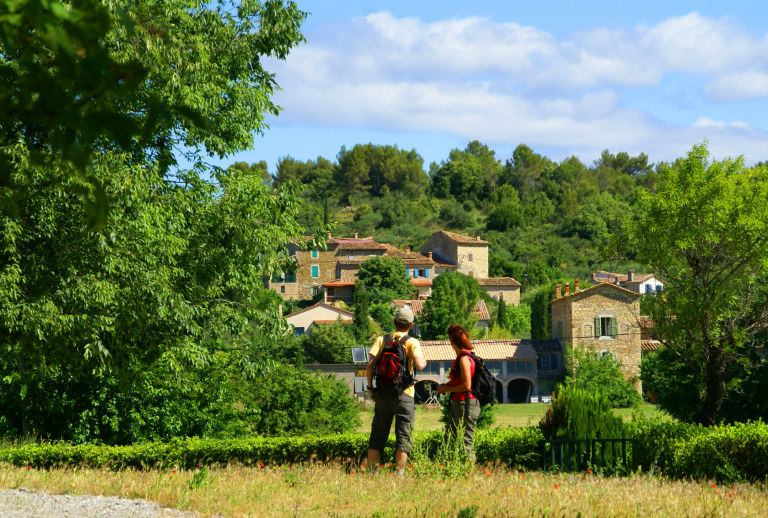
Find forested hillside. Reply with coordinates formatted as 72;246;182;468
236;140;660;289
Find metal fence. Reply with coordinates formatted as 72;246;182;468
538;438;631;473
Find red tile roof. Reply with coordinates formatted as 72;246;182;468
642;340;661;352
284;301;355;318
420;339;538;361
477;277;522;287
391;299;490;321
437;231;489;245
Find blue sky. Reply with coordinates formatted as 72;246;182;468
199;1;768;173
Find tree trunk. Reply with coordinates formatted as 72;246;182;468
696;344;725;426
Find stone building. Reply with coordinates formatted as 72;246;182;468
550;280;643;392
591;270;664;295
477;277;522;305
420;231;489;279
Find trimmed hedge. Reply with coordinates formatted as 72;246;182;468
1;421;767;482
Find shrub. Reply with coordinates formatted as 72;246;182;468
538;385;625;440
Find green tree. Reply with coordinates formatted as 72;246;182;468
299;319;356;364
627;143;768;425
565;346;641;408
430;141;501;202
356;256;414;305
1;0;307;220
420;272;483;339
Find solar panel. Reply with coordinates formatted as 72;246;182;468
351;347;368;363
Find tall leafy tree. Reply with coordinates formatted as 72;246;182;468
420;272;483;339
356;256;414;305
628;143;768;425
353;281;372;342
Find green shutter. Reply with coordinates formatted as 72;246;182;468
594;317;600;337
611;317;617;338
557;320;563;339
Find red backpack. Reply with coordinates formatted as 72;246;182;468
372;334;414;394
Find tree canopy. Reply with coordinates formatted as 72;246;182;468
420;272;484;339
628;143;768;425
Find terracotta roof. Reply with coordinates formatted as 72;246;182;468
592;270;658;285
322;280;356;287
436;231;490;245
477;277;522;287
284;301;355;318
391;299;490;321
312;319;353;325
420;339;538;361
334;240;387;251
642;340;661;352
550;282;641;304
530;339;563;353
412;280;432;287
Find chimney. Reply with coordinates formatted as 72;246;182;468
565;282;570;296
555;284;562;299
428;251;433;260
476;234;481;241
574;279;580;293
628;269;634;282
354;232;358;239
406;246;410;253
326;230;331;239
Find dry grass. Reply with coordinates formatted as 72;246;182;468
0;463;765;517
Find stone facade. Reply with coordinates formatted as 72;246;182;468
477;277;522;306
550;282;643;392
420;231;489;279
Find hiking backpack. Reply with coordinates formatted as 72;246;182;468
372;334;414;394
454;352;497;406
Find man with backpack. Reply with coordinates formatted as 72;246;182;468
366;306;426;476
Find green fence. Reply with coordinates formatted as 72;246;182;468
538;438;631;473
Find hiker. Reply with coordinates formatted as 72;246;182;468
437;324;481;460
366;306;426;475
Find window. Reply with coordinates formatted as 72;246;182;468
311;250;318;258
594;316;617;338
284;272;296;283
656;285;663;293
351;347;368;363
537;354;558;370
280;286;285;293
293;327;305;336
485;361;502;376
310;265;319;278
599;350;617;362
645;284;652;293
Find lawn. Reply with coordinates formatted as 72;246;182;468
1;463;764;517
355;402;667;434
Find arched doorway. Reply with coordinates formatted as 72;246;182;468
507;378;534;403
414;380;439;404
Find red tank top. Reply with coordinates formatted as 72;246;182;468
448;353;477;401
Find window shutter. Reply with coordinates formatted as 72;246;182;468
557;320;563;339
414;269;419;278
594;317;600;337
611;317;617;337
425;269;430;278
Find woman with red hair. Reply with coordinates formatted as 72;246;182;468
436;324;481;460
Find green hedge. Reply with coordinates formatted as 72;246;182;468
1;421;767;482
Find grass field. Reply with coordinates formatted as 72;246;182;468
355;402;668;434
1;463;765;517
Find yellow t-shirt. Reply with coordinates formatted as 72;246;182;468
369;331;423;398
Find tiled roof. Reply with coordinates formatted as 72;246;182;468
437;231;489;245
323;280;356;287
284;301;355;318
642;340;661;352
312;319;353;325
550;282;641;303
334;240;387;251
530;339;563;353
592;270;657;285
477;277;522;287
391;299;490;321
420;339;538;361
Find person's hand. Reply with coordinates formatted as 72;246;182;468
436;383;447;394
368;389;377;402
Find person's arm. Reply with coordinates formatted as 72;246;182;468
366;354;377;400
436;355;472;393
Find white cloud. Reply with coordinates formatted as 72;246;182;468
267;10;768;164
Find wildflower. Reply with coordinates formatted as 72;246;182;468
26;465;31;471
260;462;265;468
554;484;559;489
711;484;716;489
521;474;525;479
387;462;392;467
361;462;366;467
587;469;592;474
438;480;441;484
729;493;733;498
487;472;492;478
387;473;392;477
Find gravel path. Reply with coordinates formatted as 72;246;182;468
0;488;201;518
